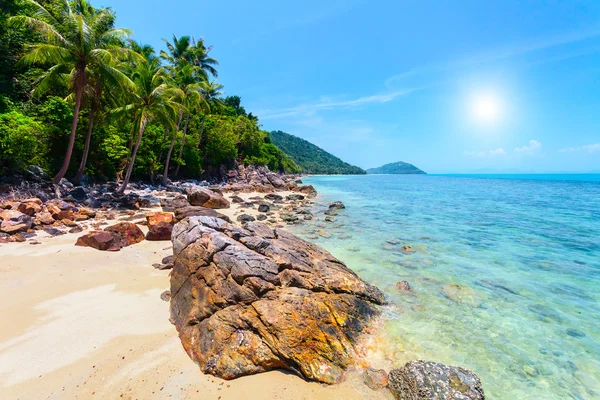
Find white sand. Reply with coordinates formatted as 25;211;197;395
0;196;390;400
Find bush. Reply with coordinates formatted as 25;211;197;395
0;110;48;173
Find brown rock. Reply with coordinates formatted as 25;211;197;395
170;216;385;384
146;211;174;229
17;200;42;216
36;212;55;225
0;210;33;234
363;368;389;390
78;207;97;218
73;213;89;221
161;197;191;212
75;231;121;251
54;209;74;221
186;187;230;209
297;185;317;196
61;219;78;227
104;222;145;247
396;281;412;292
146;221;173;241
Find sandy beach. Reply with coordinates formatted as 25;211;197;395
0;192;389;400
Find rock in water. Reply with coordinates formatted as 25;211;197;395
186;187;230;209
388;360;484;400
170;217;385;384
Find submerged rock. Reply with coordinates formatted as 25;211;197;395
388;360;484;400
396;281;412;292
364;367;389;390
170;217;385;384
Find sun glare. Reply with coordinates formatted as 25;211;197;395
471;93;502;124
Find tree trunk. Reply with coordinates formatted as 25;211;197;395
73;106;95;185
198;115;206;149
162;124;178;185
128;110;137;155
157;126;169;164
174;112;190;177
117;116;147;194
53;83;84;184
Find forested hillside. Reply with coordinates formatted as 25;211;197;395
270;131;365;175
0;0;300;193
366;161;426;174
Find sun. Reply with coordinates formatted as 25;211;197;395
471;93;502;124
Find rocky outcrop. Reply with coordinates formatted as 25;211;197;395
186;187;230;209
170;216;385;384
388;361;485;400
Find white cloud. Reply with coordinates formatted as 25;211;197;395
514;140;542;155
259;88;419;120
464;148;506;158
560;143;600;153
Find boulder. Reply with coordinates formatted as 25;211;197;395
257;203;270;213
174;206;231;223
256;214;267;221
170;217;385;384
17;199;42;216
24;165;49;182
329;201;345;210
231;195;244;204
146;221;173;241
237;214;256;223
266;174;286;189
186;187;230;209
104;222;145;247
69;186;87;201
161;197;191;212
0;210;33;234
388;360;484;400
75;231;121;251
286;194;305;201
297;185;317;196
36;212;55;225
264;194;283;201
146;211;174;229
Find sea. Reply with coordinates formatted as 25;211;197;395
288;174;600;400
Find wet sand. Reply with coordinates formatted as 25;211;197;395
0;193;389;400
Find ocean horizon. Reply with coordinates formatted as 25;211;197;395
291;174;600;400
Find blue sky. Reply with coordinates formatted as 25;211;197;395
99;0;600;173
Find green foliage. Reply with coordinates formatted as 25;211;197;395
270;130;366;175
0;0;350;184
366;161;426;174
0;109;47;173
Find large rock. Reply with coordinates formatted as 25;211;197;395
186;187;230;209
146;211;174;229
161;197;191;212
170;217;385;384
174;206;231;223
17;198;43;216
75;231;121;251
388;360;484;400
104;222;145;247
0;210;33;234
146;221;173;241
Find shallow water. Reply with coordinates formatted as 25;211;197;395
290;174;600;400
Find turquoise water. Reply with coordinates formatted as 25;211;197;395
290;174;600;400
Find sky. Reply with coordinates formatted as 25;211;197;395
99;0;600;173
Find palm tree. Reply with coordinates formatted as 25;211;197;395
197;80;224;150
114;58;183;194
190;37;219;78
10;0;133;183
172;64;208;178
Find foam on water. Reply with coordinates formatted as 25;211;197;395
290;174;600;400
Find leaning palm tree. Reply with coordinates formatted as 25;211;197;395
114;58;183;194
10;0;133;183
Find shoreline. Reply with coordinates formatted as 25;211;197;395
0;179;393;399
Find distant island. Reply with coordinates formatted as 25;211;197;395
366;161;426;174
270;131;366;175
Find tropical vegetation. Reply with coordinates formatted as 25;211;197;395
0;0;300;192
270;131;365;175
